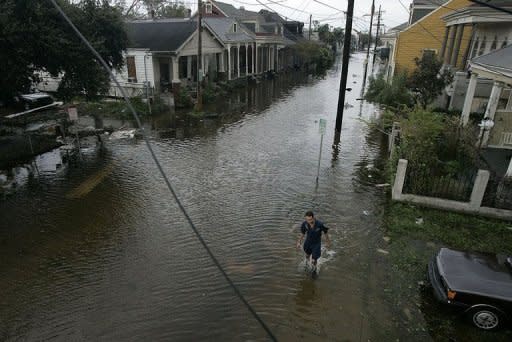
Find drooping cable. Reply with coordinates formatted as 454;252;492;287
47;1;277;340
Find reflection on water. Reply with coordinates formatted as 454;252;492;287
0;54;404;341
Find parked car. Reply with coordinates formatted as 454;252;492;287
428;247;512;330
14;92;54;111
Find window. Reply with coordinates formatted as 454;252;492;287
233;23;237;32
205;3;212;14
422;49;437;59
126;56;137;82
478;36;486;56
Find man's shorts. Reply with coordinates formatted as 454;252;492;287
303;242;321;260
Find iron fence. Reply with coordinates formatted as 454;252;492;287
403;166;477;202
482;174;512;210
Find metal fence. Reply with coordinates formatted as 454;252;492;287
482;173;512;210
403;166;477;202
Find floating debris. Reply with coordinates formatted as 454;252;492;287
375;183;390;188
377;249;389;255
415;217;424;225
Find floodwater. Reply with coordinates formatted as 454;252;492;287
1;53;400;341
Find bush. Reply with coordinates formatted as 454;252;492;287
365;72;414;109
175;87;193;108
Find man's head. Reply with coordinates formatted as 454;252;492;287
305;211;315;225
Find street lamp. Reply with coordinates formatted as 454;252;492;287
478;117;494;149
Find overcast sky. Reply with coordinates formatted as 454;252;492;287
192;0;415;32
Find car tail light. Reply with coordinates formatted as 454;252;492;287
447;290;456;300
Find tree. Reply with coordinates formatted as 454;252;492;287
408;53;454;109
0;0;127;102
365;72;414;109
124;0;187;18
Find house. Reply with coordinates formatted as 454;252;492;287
380;22;408;81
440;0;512;113
391;0;472;77
202;17;255;80
203;1;287;73
121;19;224;94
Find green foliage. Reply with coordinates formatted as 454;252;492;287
293;42;334;73
408;53;454;109
202;83;218;104
399;109;444;169
175;87;193;108
124;0;187;18
0;0;127;102
317;24;343;50
365;72;414;108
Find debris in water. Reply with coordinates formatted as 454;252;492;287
415;217;424;225
377;249;389;255
383;236;390;243
375;183;390;187
362;210;370;216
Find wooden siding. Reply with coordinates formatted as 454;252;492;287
394;0;472;74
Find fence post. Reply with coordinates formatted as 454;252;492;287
389;122;400;156
470;169;490;209
392;159;408;200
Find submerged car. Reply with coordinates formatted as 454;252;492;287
428;247;512;330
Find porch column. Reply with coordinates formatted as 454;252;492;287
267;46;271;71
444;25;456;65
481;81;504;146
219;52;225;72
237;44;241;78
252;43;255;74
245;44;249;75
186;56;192;80
461;72;478;126
450;24;464;67
171;56;180;83
255;43;258;74
227;44;232;80
439;26;450;61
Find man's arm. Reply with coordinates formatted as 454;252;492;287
296;233;305;249
324;232;331;249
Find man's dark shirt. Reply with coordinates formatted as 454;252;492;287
301;220;328;245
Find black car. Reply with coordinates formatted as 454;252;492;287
428;247;512;330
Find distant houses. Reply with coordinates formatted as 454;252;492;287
38;0;310;98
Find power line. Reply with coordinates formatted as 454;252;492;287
397;0;443;43
47;1;277;340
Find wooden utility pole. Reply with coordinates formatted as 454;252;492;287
362;0;374;87
372;5;382;66
309;14;312;40
333;0;354;144
196;0;203;111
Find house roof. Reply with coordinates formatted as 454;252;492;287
214;1;260;20
126;20;197;52
469;0;512;7
389;22;409;32
202;17;254;43
412;0;447;6
471;44;512;76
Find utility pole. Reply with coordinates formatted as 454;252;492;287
333;0;354;145
372;5;382;66
360;0;374;97
196;0;203;111
309;14;312;40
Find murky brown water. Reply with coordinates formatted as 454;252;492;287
1;53;400;341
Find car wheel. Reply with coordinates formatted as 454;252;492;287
468;307;501;330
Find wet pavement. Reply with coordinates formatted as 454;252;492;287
0;53;437;341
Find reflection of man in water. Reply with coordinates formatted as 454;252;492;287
296;211;331;275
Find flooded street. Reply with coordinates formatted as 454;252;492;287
1;53;401;341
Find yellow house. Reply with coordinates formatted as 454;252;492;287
392;0;473;76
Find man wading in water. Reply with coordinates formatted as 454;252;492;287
296;211;331;277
